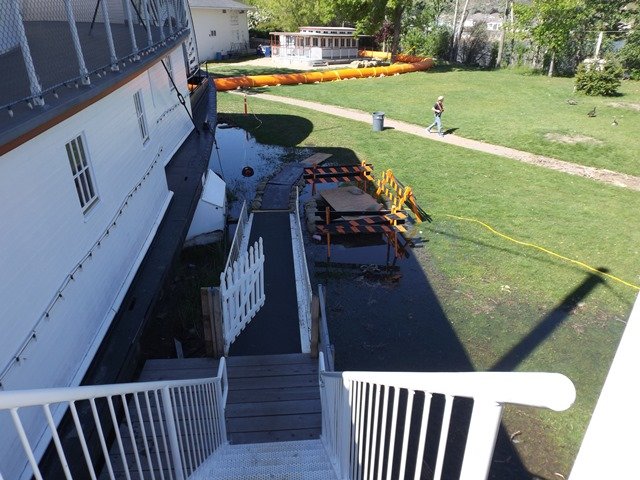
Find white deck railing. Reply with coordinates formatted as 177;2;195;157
220;239;265;355
224;200;251;274
0;359;228;480
291;187;313;353
318;353;575;480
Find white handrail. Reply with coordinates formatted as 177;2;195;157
337;370;576;412
291;187;313;352
318;353;576;480
0;376;219;409
224;200;250;273
0;365;229;480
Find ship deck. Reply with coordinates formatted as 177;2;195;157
0;21;185;153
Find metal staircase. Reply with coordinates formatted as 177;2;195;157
190;439;338;480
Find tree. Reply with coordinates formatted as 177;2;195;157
246;0;335;31
450;0;470;62
530;0;583;76
618;27;640;79
331;0;413;56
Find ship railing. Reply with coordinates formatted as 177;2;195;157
0;0;189;112
0;358;228;480
291;186;314;352
318;353;575;480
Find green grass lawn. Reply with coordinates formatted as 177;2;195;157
216;91;640;478
209;63;640;177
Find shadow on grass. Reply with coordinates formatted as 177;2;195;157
207;66;305;78
492;271;606;371
217;112;314;147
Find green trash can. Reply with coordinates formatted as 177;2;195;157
372;111;385;131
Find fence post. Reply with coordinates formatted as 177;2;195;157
211;288;225;357
200;287;214;356
200;287;224;358
310;295;320;358
161;387;185;480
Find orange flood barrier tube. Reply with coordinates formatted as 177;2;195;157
213;58;434;91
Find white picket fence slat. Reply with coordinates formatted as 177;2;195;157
219;238;265;355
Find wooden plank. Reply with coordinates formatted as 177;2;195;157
317;223;406;234
228;374;317;391
227;363;317;379
229;428;320;444
211;287;225;358
310;295;319;359
138;368;218;382
200;287;214;356
226;399;321;418
320;186;382;213
299;153;332;166
142;358;219;370
226;413;322;433
226;353;313;367
227;386;320;404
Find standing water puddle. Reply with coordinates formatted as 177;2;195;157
210;124;313;217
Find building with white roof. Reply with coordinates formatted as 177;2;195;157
189;0;253;61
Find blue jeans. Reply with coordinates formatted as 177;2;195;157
428;115;442;134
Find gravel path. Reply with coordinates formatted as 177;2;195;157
241;92;640;192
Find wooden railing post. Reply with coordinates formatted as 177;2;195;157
200;287;224;358
310;295;320;358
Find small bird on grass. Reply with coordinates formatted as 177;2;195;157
566;99;578;105
587;107;597;117
612;117;618;126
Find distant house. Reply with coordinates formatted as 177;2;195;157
189;0;253;61
463;13;503;38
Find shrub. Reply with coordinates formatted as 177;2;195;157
574;60;623;96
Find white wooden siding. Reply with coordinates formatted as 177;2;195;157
0;45;193;479
191;8;249;61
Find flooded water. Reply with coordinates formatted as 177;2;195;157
210;124;313;217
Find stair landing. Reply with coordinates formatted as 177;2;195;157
140;353;321;445
189;439;338;480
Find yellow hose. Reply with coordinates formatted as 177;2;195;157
442;214;640;291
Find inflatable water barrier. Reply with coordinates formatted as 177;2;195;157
213;58;434;92
357;50;432;64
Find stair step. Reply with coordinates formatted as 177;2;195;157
219;439;325;454
189;440;338;480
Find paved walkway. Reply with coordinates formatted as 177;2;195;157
242;92;640;192
229;156;305;355
229;212;302;356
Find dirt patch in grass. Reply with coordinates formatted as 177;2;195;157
608;101;640;112
544;133;603;145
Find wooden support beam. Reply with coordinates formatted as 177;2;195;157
200;287;225;358
310;295;320;359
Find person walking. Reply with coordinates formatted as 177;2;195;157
426;95;445;137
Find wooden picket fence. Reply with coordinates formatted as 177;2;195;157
219;238;265;355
